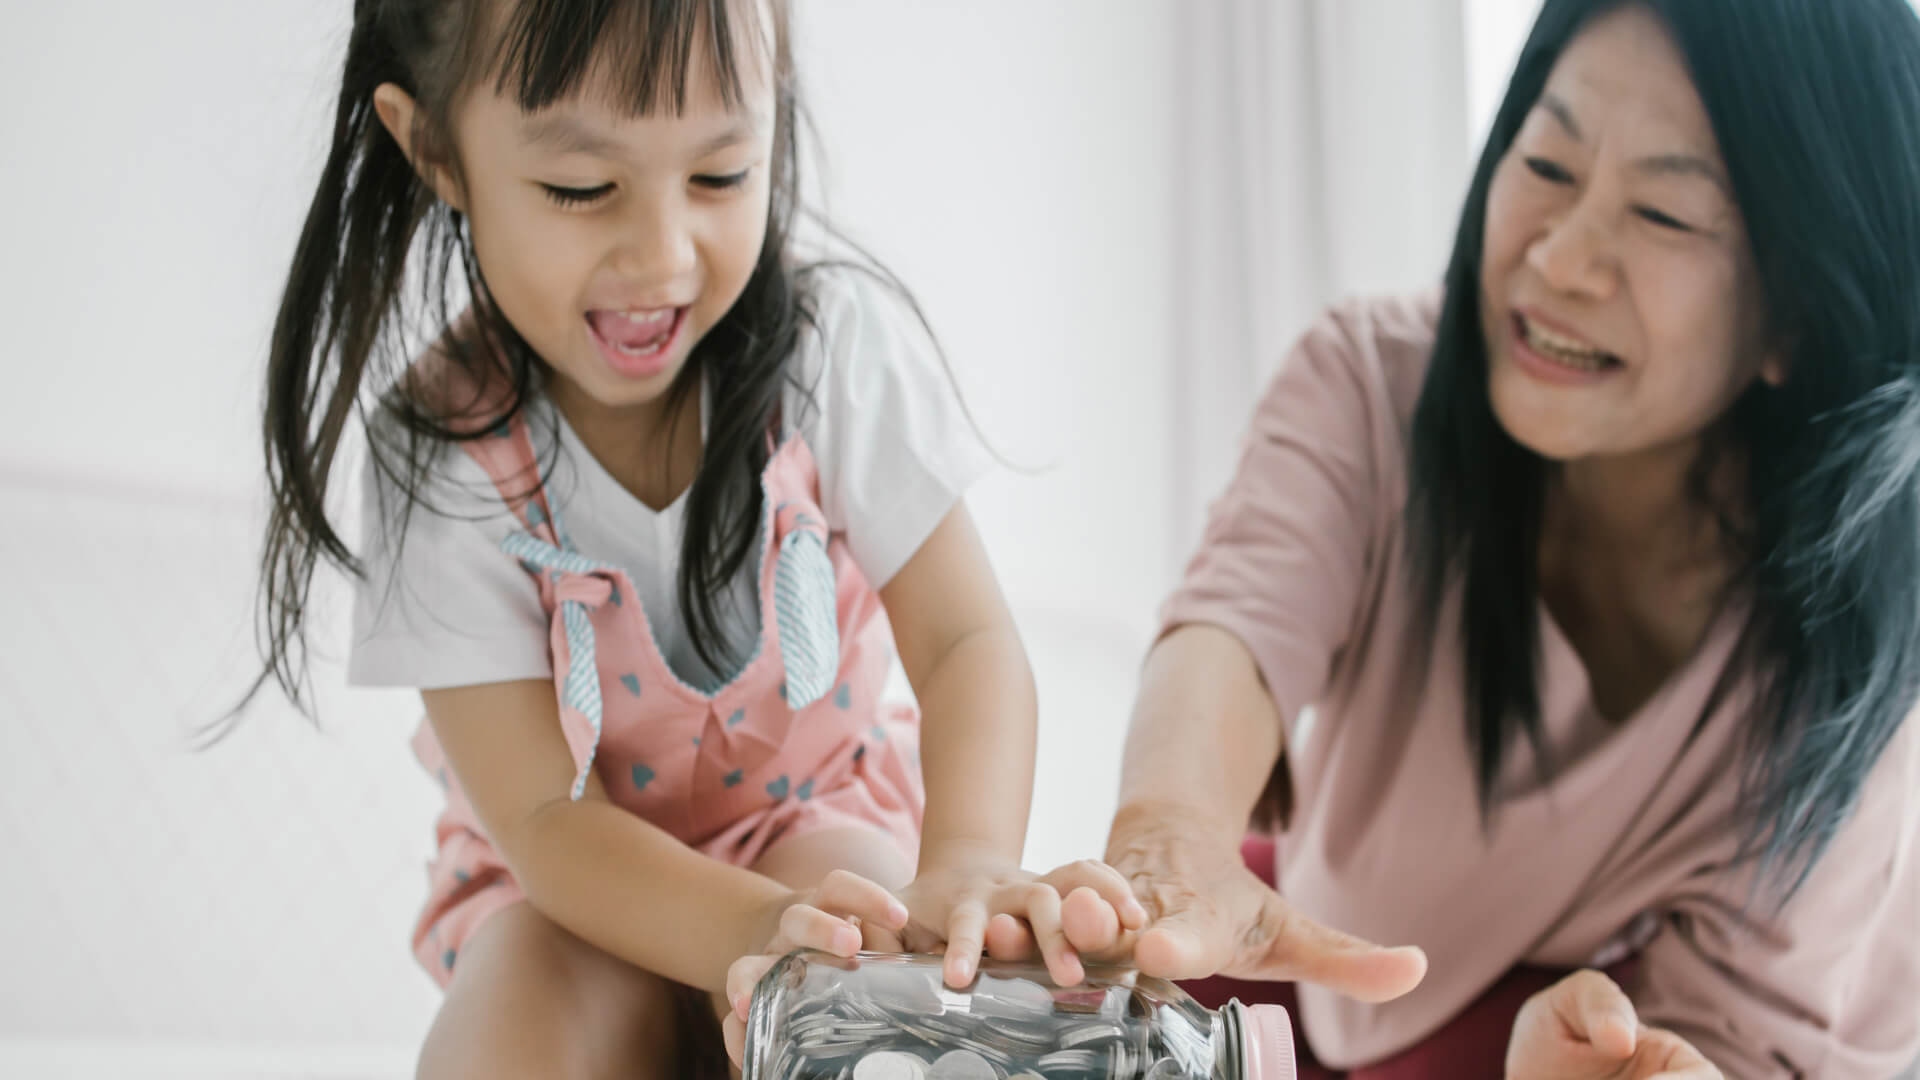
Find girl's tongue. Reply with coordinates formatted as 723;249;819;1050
589;308;676;352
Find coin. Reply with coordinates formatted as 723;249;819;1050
853;1050;929;1080
927;1049;997;1080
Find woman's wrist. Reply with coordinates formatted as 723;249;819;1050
1106;798;1247;859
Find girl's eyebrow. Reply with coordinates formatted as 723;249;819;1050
695;116;768;155
521;114;618;156
519;113;770;158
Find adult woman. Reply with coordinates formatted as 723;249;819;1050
1083;1;1920;1075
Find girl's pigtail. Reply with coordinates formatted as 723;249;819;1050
240;4;434;726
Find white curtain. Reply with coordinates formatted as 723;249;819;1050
1167;0;1474;567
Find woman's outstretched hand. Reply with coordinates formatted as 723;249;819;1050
1065;802;1428;1002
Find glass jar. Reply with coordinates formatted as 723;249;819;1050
744;950;1295;1080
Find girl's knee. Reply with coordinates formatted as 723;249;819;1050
417;904;697;1079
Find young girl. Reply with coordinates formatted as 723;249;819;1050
253;0;1142;1074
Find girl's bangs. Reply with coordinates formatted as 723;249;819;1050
480;0;774;116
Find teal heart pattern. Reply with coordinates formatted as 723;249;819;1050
796;779;814;801
723;769;744;788
766;775;790;799
835;684;852;709
631;764;656;791
619;674;641;697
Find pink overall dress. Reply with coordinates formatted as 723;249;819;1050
407;408;925;984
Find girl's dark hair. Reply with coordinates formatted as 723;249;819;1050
1410;0;1920;897
246;0;827;718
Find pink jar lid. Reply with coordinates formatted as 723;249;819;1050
1240;1003;1297;1080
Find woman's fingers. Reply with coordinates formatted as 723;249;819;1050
1553;970;1638;1059
1638;1026;1722;1079
1130;877;1425;1004
1246;896;1428;1003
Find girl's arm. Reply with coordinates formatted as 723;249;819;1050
877;502;1146;986
423;679;903;993
879;502;1034;866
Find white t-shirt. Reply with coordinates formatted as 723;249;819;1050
346;268;992;692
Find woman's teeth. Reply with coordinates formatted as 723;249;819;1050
1521;316;1616;371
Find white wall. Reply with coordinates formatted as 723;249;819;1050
0;0;1176;1071
0;0;1179;633
0;1;349;502
0;0;1519;1073
1464;0;1544;148
795;1;1179;639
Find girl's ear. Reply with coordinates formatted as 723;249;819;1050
372;83;467;213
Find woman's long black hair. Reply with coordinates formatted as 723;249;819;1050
244;0;826;720
1410;0;1920;896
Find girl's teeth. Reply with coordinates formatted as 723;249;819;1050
1522;317;1611;369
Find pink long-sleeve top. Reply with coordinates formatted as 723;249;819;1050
1160;291;1920;1077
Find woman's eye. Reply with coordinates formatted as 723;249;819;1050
1635;206;1694;232
541;182;615;207
1524;156;1574;184
693;169;752;190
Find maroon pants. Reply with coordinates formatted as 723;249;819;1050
1178;836;1611;1080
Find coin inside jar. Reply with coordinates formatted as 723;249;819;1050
852;1050;929;1080
926;1049;997;1080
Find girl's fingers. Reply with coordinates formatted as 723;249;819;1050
813;869;910;931
1043;859;1150;930
1002;881;1082;986
984;912;1038;961
1060;885;1123;956
778;903;862;958
723;1012;749;1069
942;899;990;987
860;917;907;954
726;954;780;1020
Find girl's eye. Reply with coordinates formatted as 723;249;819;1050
1635;206;1694;232
693;169;752;191
1524;156;1574;184
541;182;615;207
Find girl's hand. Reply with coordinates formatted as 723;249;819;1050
721;869;911;1065
1506;969;1723;1080
887;848;1149;989
1078;801;1427;1002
